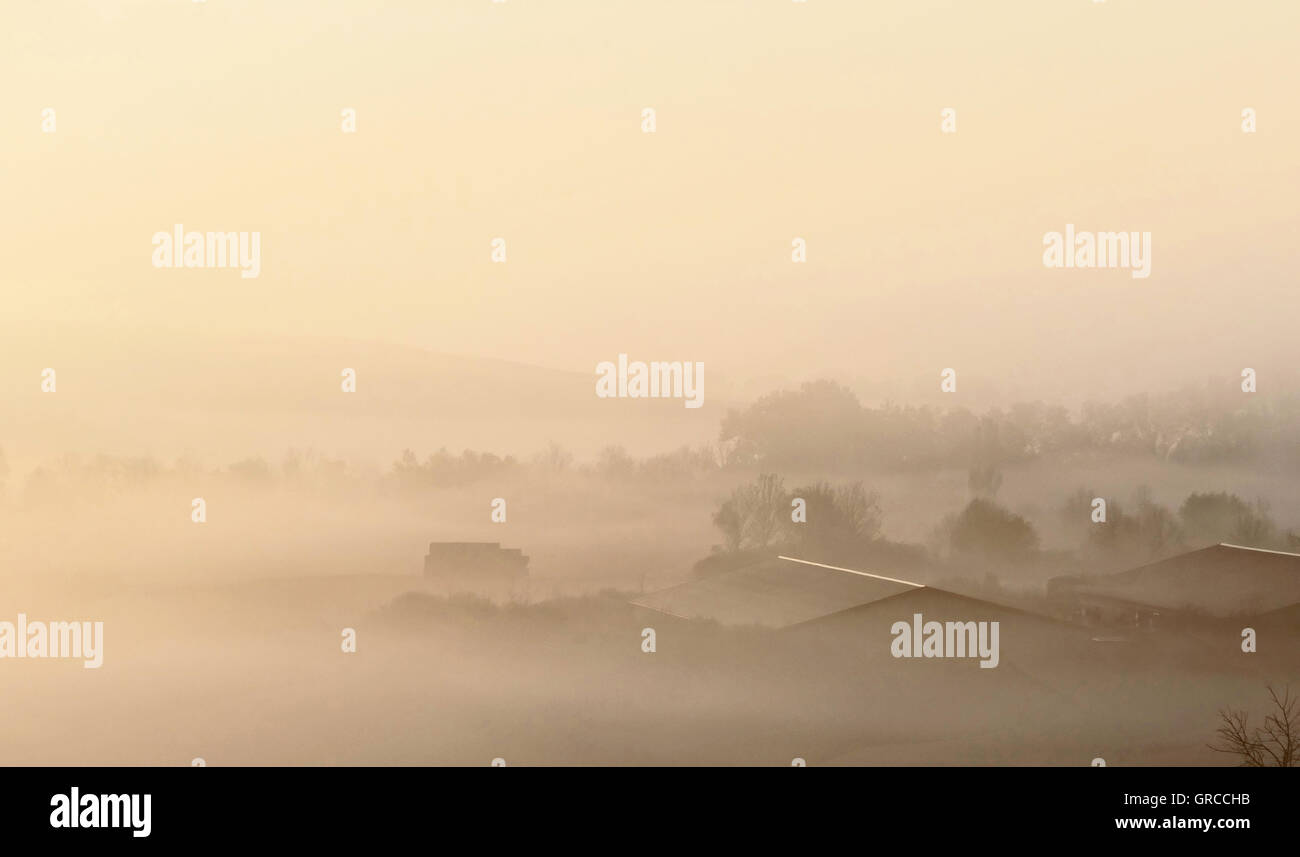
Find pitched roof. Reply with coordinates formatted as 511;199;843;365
631;555;920;628
1057;543;1300;617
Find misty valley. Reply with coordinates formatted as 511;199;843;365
3;373;1297;765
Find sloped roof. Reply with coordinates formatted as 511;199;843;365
631;555;919;628
1058;543;1300;617
795;585;1057;630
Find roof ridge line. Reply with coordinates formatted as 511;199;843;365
776;555;926;588
1218;542;1300;558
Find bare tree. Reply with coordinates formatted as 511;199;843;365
1209;685;1298;767
741;473;788;549
712;473;788;551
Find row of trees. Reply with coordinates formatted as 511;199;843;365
6;441;724;502
945;487;1293;565
719;380;1300;471
1062;488;1294;564
711;473;884;553
14;449;363;504
8;377;1297;498
390;442;726;487
709;474;1295;570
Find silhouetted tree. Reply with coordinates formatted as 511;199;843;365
1180;491;1277;547
1087;487;1183;563
595;445;637;480
790;481;883;551
1210;685;1298;767
946;498;1039;560
713;473;788;550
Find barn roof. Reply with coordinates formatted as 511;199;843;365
631;555;922;628
1054;543;1300;617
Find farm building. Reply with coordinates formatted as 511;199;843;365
631;555;917;629
632;555;1086;671
1049;543;1300;625
423;542;528;581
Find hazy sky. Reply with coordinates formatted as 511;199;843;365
4;0;1298;403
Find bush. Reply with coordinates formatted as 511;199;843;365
946;498;1039;560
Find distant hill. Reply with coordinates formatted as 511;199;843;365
0;322;721;467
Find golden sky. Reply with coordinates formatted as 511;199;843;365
4;0;1298;402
